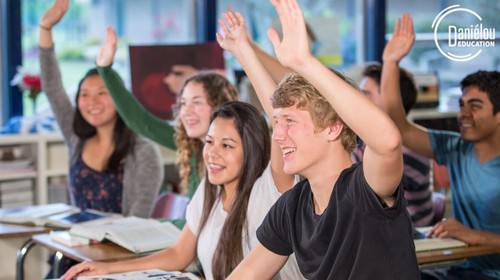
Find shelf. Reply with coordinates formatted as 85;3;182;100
0;132;62;144
45;169;67;177
0;132;65;204
0;169;37;181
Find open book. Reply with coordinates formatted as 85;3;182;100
76;269;199;280
0;203;119;229
69;216;181;254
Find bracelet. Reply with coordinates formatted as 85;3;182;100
39;24;51;31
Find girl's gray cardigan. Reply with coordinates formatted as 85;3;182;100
39;46;163;218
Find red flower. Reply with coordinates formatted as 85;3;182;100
10;66;43;101
21;74;42;91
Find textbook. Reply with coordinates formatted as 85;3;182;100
413;227;467;252
46;209;121;228
414;237;467;252
69;216;181;254
76;269;199;280
0;203;119;229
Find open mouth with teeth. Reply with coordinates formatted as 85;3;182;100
282;148;296;156
208;163;224;172
87;109;103;115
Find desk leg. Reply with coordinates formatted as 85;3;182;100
53;251;64;278
16;239;36;280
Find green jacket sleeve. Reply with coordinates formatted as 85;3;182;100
97;65;177;150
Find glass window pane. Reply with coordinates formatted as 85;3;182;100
217;0;360;70
21;0;196;116
387;0;499;110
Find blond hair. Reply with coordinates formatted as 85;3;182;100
271;72;357;153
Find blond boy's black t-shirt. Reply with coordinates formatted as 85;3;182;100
257;162;420;280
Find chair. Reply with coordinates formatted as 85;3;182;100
432;191;446;224
432;160;450;191
150;192;190;220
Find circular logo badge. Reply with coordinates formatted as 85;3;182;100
432;5;495;62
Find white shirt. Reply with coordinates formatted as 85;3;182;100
186;164;304;280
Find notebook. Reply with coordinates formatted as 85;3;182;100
413;226;467;252
414;238;467;252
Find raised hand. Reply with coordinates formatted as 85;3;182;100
96;26;118;67
61;261;109;280
267;0;312;68
216;10;252;55
382;14;415;63
39;0;69;30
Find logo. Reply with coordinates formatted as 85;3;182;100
432;5;496;62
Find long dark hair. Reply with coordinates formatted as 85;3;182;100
72;68;136;172
198;101;270;280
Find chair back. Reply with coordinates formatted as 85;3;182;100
150;192;190;220
432;191;446;224
432;160;450;190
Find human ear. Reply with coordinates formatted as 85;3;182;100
326;122;343;142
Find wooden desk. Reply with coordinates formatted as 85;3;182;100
0;223;49;238
417;244;497;267
16;233;146;280
31;233;144;262
20;233;497;277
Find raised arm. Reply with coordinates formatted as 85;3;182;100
268;0;402;200
38;0;75;142
96;27;177;149
39;0;68;48
217;10;294;193
380;14;434;158
61;225;198;279
250;43;292;84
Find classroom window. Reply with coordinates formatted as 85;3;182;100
20;0;196;116
387;0;500;110
217;0;361;70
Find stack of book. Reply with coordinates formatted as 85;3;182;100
0;179;34;207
